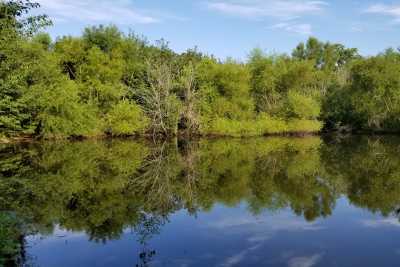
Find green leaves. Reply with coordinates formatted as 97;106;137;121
0;3;398;138
0;0;52;38
24;78;102;138
83;25;123;53
286;91;321;120
292;37;359;70
349;53;400;131
105;101;149;136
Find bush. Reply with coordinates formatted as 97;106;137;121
286;91;321;120
349;55;400;131
105;101;149;136
24;79;102;138
286;119;323;133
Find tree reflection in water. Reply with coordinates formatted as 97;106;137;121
2;136;400;264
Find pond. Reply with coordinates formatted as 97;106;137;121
1;136;400;267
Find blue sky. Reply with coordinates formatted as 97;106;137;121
36;0;400;60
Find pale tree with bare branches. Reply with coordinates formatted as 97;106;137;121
179;63;200;135
140;61;181;137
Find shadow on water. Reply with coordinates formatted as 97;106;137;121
1;136;400;265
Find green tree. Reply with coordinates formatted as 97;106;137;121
349;52;400;131
0;0;51;137
83;24;123;53
78;46;126;111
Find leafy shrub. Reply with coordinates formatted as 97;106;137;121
286;119;323;133
286;91;321;120
105;101;149;136
24;79;102;138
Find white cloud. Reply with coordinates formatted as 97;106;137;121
362;218;400;228
247;233;273;243
364;3;400;23
219;244;262;267
209;213;324;267
350;25;364;33
206;0;325;35
36;0;164;25
288;254;322;267
208;213;324;267
26;225;86;245
220;250;248;267
206;0;328;20
208;215;323;232
208;216;264;228
270;22;312;35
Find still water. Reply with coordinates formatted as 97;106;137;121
1;136;400;267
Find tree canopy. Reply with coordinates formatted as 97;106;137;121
1;0;400;139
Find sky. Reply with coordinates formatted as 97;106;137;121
35;0;400;60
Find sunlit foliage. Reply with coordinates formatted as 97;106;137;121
1;0;400;139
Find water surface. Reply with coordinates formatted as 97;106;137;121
1;136;400;267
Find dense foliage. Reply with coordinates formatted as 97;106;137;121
1;1;400;139
0;213;23;267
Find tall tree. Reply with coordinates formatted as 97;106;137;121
0;0;51;136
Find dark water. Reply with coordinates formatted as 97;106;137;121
1;136;400;267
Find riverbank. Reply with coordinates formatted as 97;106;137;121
0;118;324;144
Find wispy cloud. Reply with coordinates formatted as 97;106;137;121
209;213;324;267
220;250;248;267
206;0;328;20
36;0;176;25
349;25;364;33
208;215;323;232
206;0;326;35
270;22;312;35
364;3;400;23
288;254;322;267
362;218;400;228
219;244;262;267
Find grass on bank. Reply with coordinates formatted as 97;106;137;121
203;117;322;137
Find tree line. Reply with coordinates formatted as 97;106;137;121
1;1;400;139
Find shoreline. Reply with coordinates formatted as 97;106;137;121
0;132;319;144
2;130;400;144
